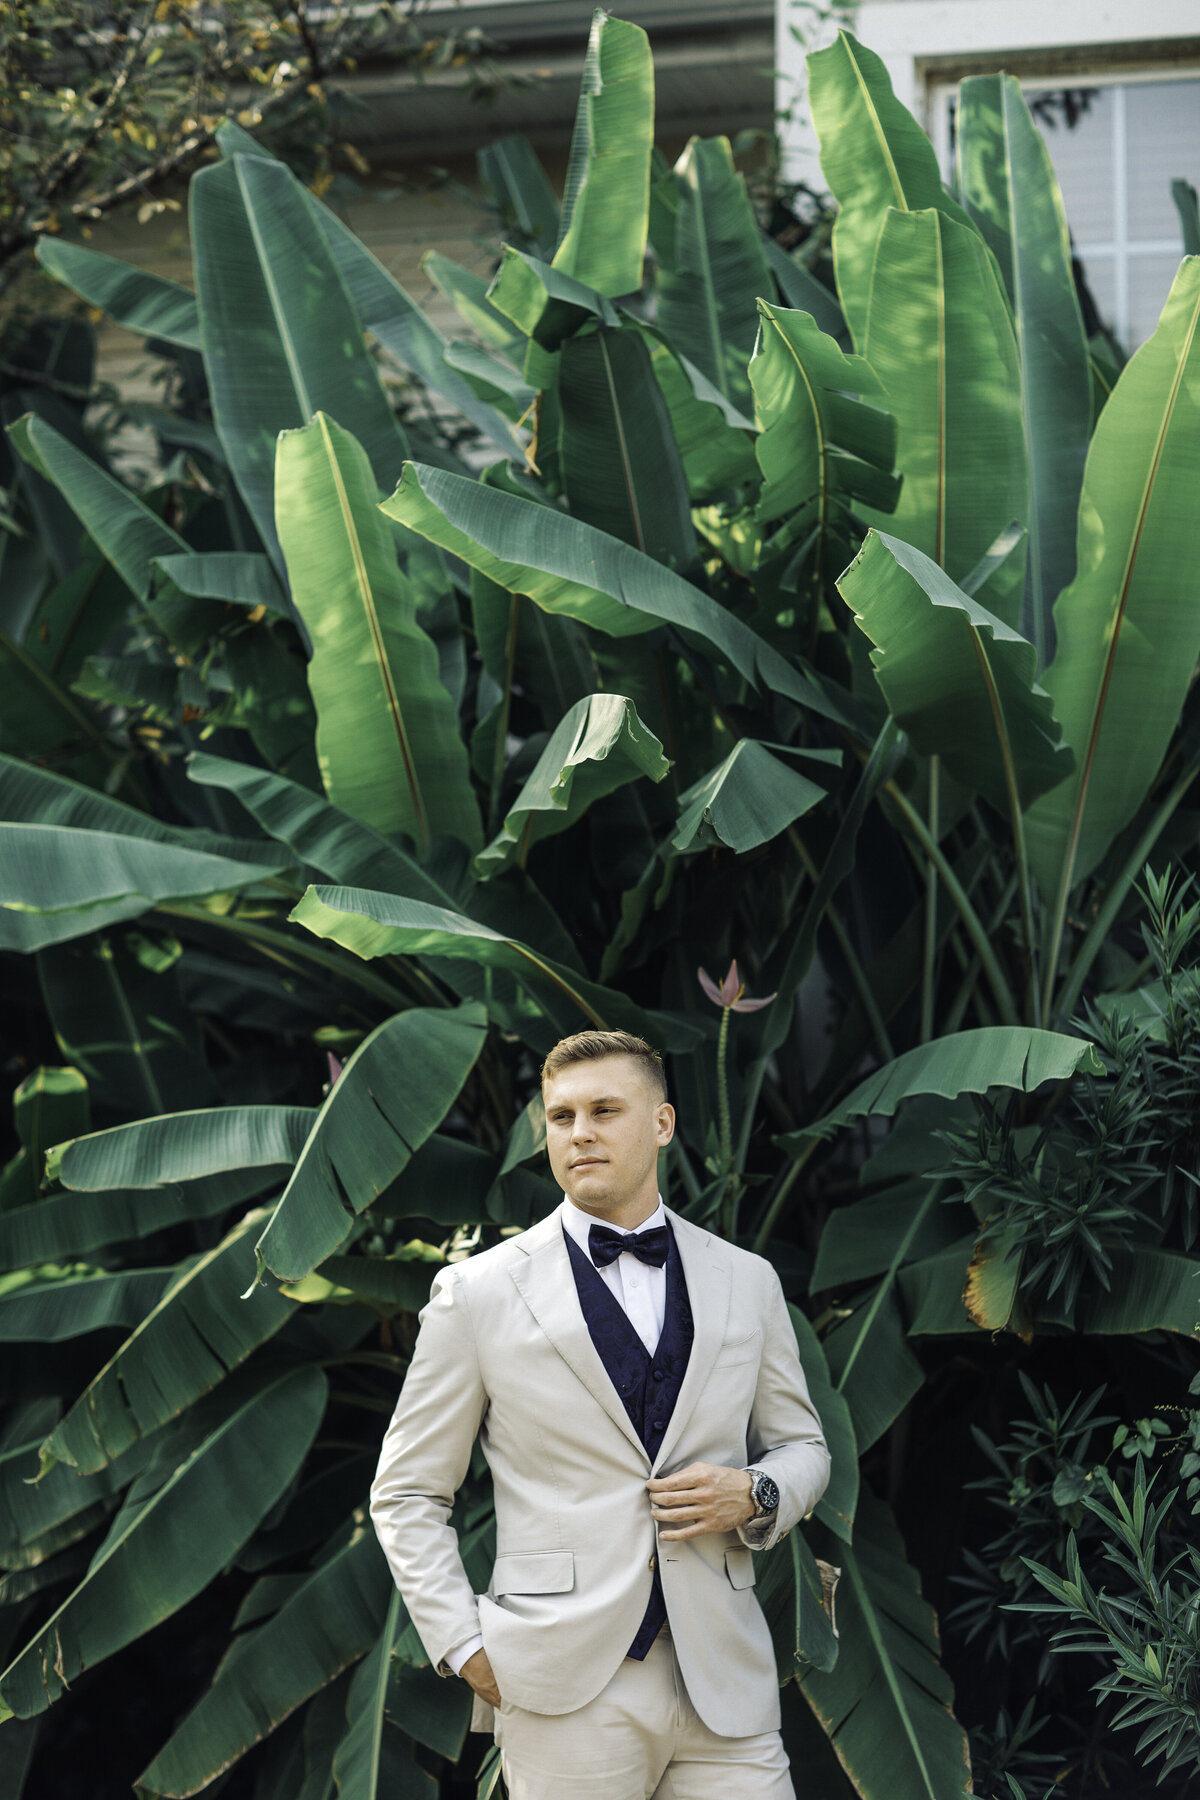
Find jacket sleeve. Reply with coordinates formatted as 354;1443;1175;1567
738;1261;830;1552
369;1264;488;1673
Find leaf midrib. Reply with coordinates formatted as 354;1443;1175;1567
316;416;429;853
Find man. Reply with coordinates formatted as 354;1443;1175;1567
369;1029;830;1798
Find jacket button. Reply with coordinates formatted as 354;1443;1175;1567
648;1555;657;1571
653;1370;664;1382
652;1420;664;1431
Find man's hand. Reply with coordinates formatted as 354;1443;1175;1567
647;1462;756;1539
460;1647;502;1708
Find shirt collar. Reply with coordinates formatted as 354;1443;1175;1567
560;1194;666;1266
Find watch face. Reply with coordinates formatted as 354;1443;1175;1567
756;1474;780;1512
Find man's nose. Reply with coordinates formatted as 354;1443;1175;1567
570;1117;595;1141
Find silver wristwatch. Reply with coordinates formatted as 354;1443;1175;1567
745;1468;780;1517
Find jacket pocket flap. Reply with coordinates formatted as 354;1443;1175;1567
724;1547;757;1590
492;1552;575;1596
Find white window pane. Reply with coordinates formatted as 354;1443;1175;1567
1028;87;1114;246
1125;81;1200;244
1129;254;1187;348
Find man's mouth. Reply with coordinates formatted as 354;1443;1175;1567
571;1157;606;1168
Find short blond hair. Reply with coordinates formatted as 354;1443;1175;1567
540;1030;667;1103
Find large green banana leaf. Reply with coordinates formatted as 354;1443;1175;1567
35;240;201;351
822;1284;925;1452
190;154;408;572
956;75;1091;666
788;1304;858;1543
641;329;758;501
0;1265;170;1341
421;251;528;362
807;30;974;352
152;551;289;616
903;1237;1200;1341
276;416;481;853
381;463;850;727
38;934;216;1116
478;693;669;876
253;1003;487;1283
558;327;695;567
135;1521;391;1798
42;1207;297;1474
799;1487;973;1800
470;558;595;762
859;208;1027;624
1024;257;1200;904
479;134;561;260
188;756;596;1042
312;210;521;461
0;1366;326;1719
750;301;899;569
0;754;289;949
0;1168;278;1272
47;1105;313;1190
187;753;449;903
0;751;284;868
812;1181;968;1293
0;1065;88;1209
837;530;1073;812
780;1026;1102;1157
442;340;535;421
754;1528;839;1680
655;136;771;410
762;235;846;341
383;1659;474;1764
290;886;695;1051
552;11;653;298
7;412;188;600
208;117;521;460
20;552;134;687
1071;1246;1200;1336
0;824;285;951
671;740;837;855
205;615;321;789
0;628;118;801
331;1591;442;1800
488;247;619;353
0;1425;150;1570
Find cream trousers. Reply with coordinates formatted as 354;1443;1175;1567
494;1628;795;1799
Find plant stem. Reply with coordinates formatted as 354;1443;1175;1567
1056;743;1200;1021
788;825;895;1064
884;780;1020;1026
968;626;1041;1024
717;1006;740;1239
921;755;940;1043
751;1141;816;1254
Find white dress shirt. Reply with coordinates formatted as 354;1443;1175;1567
560;1194;668;1354
445;1195;767;1676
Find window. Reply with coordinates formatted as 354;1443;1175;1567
934;71;1200;350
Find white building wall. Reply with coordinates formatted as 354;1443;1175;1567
778;0;1200;179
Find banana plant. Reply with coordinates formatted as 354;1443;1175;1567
3;13;1200;1800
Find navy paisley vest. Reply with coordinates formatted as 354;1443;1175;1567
562;1220;694;1658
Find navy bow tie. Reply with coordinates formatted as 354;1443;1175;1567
588;1222;670;1270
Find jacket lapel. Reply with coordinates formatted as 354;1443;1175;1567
509;1206;651;1465
651;1209;732;1474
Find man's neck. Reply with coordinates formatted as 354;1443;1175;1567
565;1188;661;1232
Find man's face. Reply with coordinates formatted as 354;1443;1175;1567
542;1055;675;1216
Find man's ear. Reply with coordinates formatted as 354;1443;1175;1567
655;1102;676;1145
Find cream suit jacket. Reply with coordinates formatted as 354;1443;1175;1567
368;1202;830;1739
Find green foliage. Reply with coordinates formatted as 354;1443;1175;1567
0;0;493;285
1;15;1199;1799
